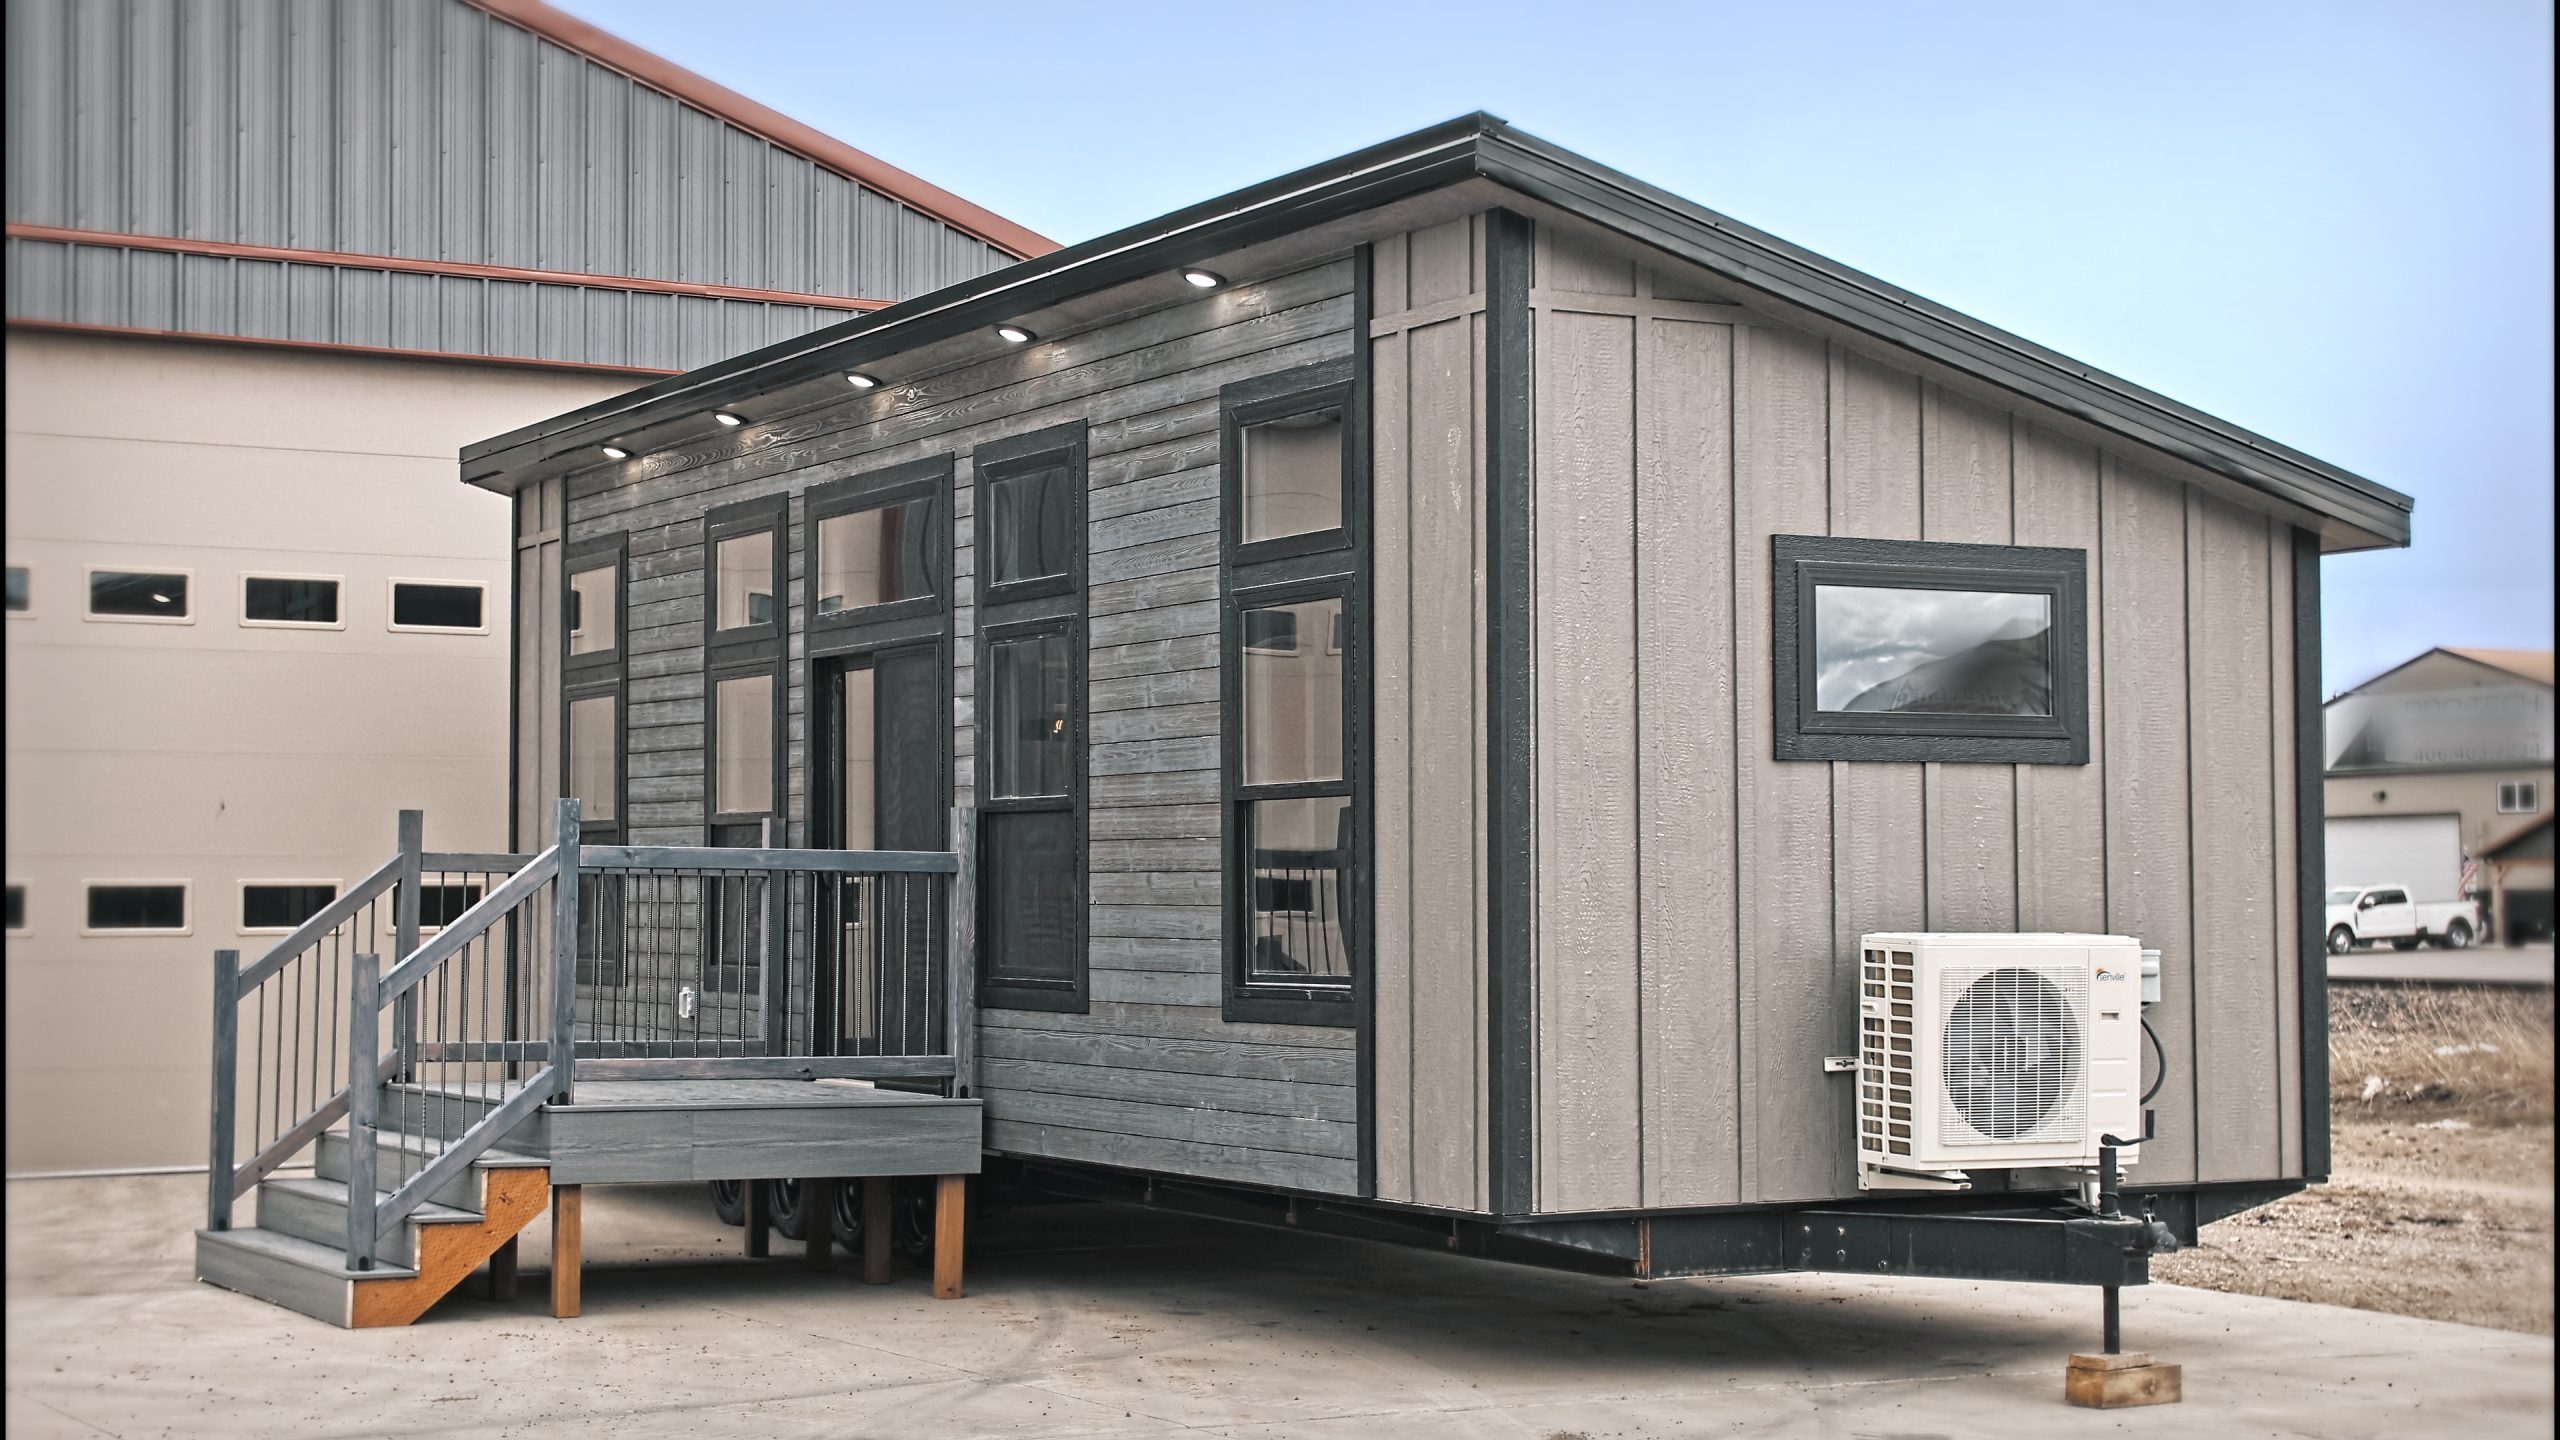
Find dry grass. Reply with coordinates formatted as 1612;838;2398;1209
2328;984;2554;1125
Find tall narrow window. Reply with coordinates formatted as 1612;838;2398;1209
1220;360;1365;1026
563;538;626;835
974;423;1088;1013
704;499;787;835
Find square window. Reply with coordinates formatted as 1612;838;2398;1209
985;464;1073;589
241;882;338;932
568;693;619;823
1242;796;1351;985
1772;536;2089;765
389;580;486;632
87;569;190;622
242;575;341;627
817;496;935;615
568;564;617;655
986;630;1074;800
1241;407;1344;544
2499;781;2540;814
5;566;28;614
713;673;775;816
84;883;188;933
1242;596;1344;786
714;531;776;631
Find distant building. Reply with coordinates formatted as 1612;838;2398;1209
2324;647;2554;942
3;0;1049;1172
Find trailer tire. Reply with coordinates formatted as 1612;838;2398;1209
709;1180;745;1226
768;1178;807;1241
2328;925;2356;956
2440;920;2474;950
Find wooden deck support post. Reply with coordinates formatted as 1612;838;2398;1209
932;1174;966;1299
861;1177;892;1285
487;1235;519;1302
744;1180;771;1259
550;1184;582;1318
805;1177;835;1272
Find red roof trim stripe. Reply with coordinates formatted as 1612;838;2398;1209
460;0;1057;260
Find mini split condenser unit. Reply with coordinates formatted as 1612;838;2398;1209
1857;933;2145;1189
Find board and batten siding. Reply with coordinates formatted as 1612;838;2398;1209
550;256;1364;1194
1369;217;1493;1211
1522;219;2304;1213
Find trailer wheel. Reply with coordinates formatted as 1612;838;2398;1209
833;1181;866;1254
768;1178;807;1241
709;1180;745;1226
2328;925;2356;955
2440;920;2474;950
2391;936;2423;951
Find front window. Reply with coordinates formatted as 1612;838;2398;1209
2327;887;2362;907
713;674;775;818
713;531;778;630
1811;586;2053;717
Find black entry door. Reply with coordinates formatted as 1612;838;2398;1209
819;644;946;1055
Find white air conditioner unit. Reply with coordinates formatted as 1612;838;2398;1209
1857;933;2144;1190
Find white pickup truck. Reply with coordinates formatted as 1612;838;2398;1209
2325;884;2481;954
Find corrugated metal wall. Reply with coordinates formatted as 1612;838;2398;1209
5;0;1019;370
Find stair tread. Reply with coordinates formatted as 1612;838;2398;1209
197;1225;418;1282
325;1129;545;1168
263;1176;482;1225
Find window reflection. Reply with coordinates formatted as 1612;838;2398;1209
1245;796;1351;982
1242;595;1344;785
1813;586;2053;716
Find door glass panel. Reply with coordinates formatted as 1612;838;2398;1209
567;694;618;823
1244;795;1351;983
714;674;774;815
1241;407;1344;543
714;531;776;630
1242;595;1344;785
839;667;877;851
987;630;1073;799
986;465;1072;587
568;564;616;654
817;498;934;614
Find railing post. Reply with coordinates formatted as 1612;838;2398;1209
391;809;424;1080
760;816;788;1055
549;798;581;1104
948;806;977;1098
208;949;239;1231
346;951;380;1271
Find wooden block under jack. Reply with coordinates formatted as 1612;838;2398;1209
2065;1351;2182;1408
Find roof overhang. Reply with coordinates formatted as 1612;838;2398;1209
461;113;2413;552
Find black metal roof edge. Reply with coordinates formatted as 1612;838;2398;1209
463;112;2413;550
1473;125;2411;545
458;112;1504;478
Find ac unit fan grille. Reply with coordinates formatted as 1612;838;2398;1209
1858;949;1917;1157
1938;964;2086;1144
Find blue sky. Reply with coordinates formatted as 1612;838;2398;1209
564;0;2554;692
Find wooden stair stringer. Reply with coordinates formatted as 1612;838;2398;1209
348;1164;550;1328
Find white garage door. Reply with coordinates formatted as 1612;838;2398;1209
2326;814;2464;902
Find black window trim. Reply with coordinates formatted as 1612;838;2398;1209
972;423;1089;611
386;577;490;634
564;534;629;841
703;496;790;831
1221;358;1359;568
81;881;191;935
1771;534;2091;766
972;421;1090;1015
806;455;953;638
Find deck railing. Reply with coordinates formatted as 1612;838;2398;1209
208;800;978;1264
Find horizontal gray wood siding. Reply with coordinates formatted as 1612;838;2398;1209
1369;216;1492;1211
553;258;1363;1194
1524;219;2302;1212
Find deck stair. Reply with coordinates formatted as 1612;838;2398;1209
195;1120;549;1328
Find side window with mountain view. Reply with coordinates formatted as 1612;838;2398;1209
1771;536;2089;765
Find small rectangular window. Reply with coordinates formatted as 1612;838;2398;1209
816;496;936;615
1772;535;2089;765
241;574;342;627
241;882;339;932
1242;407;1345;544
5;566;28;614
567;563;617;655
1243;795;1352;984
84;883;189;933
568;693;620;823
985;464;1074;590
396;882;485;930
713;673;775;816
389;580;486;632
1223;361;1356;564
714;531;777;631
2499;781;2540;814
983;809;1081;988
986;629;1075;800
86;568;191;622
1242;595;1345;787
4;884;25;934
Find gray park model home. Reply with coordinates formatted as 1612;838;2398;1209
198;115;2414;1329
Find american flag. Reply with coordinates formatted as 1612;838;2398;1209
2458;857;2481;894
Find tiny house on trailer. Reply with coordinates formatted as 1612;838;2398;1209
196;115;2411;1333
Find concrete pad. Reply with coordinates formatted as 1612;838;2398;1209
6;1174;2551;1438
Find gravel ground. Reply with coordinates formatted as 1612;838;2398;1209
2156;985;2556;1335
